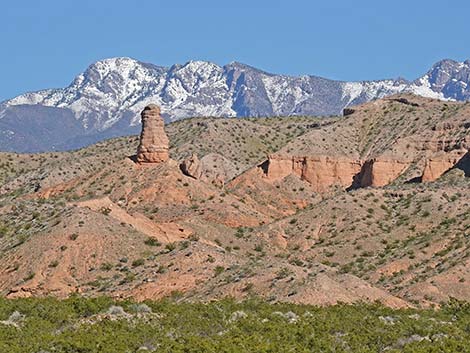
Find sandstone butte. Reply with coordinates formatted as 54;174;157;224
136;104;169;163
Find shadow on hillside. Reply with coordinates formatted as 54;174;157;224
128;155;138;163
258;160;269;175
405;176;422;184
454;153;470;176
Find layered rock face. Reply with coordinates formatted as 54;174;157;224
419;124;470;181
263;150;470;190
422;150;468;182
264;155;362;192
359;158;411;187
264;155;295;180
136;105;169;163
264;155;413;191
301;157;362;192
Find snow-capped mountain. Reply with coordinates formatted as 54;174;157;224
1;57;469;152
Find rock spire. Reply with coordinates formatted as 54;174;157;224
136;104;169;163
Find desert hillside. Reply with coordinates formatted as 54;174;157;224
1;94;470;308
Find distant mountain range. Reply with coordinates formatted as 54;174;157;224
1;57;469;152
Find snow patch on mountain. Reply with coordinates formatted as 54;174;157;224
407;75;448;100
1;57;469;137
262;75;313;115
341;82;364;105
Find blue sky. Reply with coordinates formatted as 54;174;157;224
1;0;469;101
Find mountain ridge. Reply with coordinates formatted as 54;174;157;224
1;57;469;152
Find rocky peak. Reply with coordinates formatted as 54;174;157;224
4;58;470;153
168;60;224;82
69;57;164;95
136;104;169;164
416;59;470;101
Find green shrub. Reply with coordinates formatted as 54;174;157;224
131;259;145;267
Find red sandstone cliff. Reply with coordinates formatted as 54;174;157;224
263;154;413;191
422;150;468;182
264;155;362;192
359;158;411;187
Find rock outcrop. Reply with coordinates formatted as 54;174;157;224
421;150;468;182
180;153;237;187
264;155;296;180
264;154;413;191
359;158;411;187
264;155;362;192
136;105;169;164
180;153;202;179
300;157;362;192
343;108;356;116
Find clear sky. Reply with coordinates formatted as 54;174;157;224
1;0;469;101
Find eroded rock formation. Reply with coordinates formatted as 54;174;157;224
180;153;202;179
359;158;411;187
422;150;468;182
301;157;362;192
418;127;470;181
264;155;362;192
264;155;295;180
264;155;413;191
180;153;237;187
136;105;169;163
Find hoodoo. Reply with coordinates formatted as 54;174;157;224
136;104;169;163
